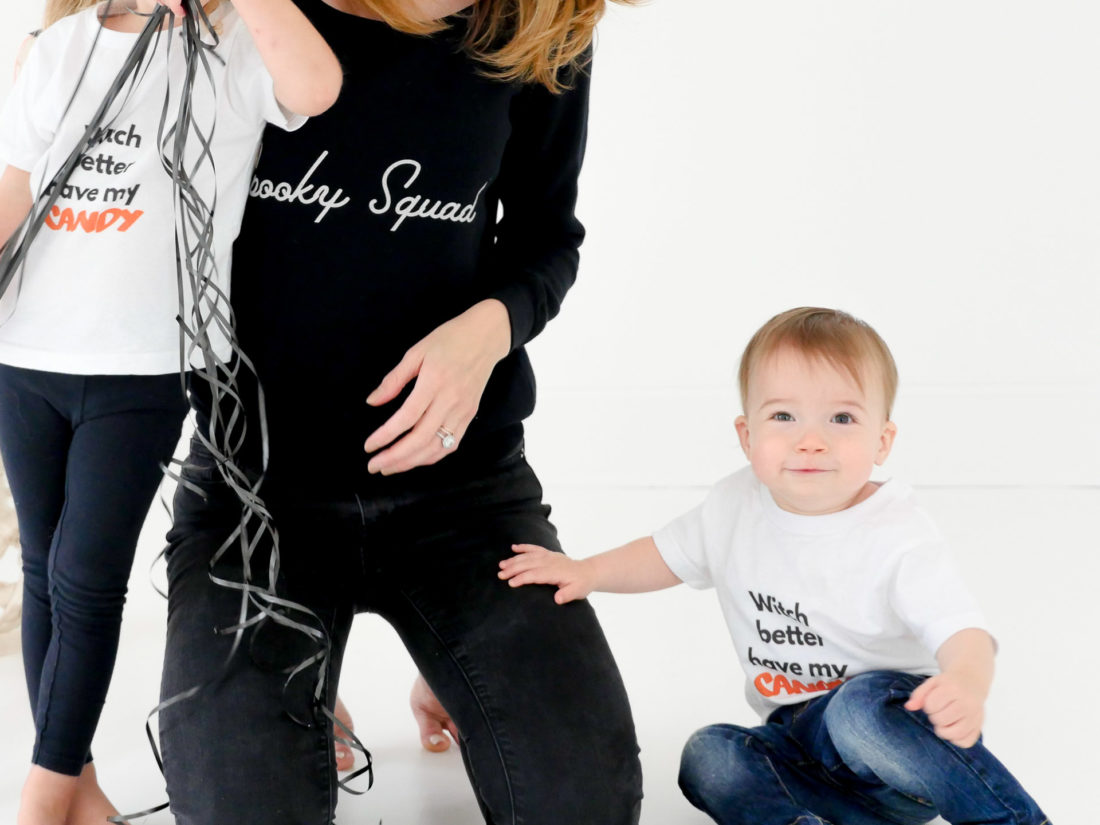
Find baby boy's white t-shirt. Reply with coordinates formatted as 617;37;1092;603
653;467;988;721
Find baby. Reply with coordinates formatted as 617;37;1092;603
499;307;1048;825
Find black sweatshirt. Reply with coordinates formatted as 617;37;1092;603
214;0;590;492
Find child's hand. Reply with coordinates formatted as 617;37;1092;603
158;0;187;17
498;544;594;604
904;672;985;748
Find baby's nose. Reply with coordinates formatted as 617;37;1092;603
795;431;828;452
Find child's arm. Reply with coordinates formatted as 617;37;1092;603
904;627;994;748
160;0;342;117
498;537;682;604
0;166;32;252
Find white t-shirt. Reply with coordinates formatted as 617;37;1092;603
0;4;303;375
653;467;988;721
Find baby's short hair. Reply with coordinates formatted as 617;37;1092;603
738;307;899;418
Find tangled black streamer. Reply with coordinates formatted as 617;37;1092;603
0;1;372;816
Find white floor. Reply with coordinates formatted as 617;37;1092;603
0;480;1090;823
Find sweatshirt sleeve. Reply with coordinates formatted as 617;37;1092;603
485;55;590;351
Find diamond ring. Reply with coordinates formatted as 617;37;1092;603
436;427;457;450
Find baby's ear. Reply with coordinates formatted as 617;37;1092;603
734;415;751;457
875;420;898;465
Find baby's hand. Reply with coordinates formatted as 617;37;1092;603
904;672;985;748
498;544;593;604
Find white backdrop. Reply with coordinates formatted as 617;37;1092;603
1;4;1096;482
0;1;1097;821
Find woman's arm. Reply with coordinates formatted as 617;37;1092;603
363;58;591;474
484;57;591;350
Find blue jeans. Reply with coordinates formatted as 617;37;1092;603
159;435;642;825
679;670;1048;825
0;365;186;775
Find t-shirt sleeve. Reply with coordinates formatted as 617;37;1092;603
653;498;717;590
222;16;306;132
0;32;55;172
483;53;590;350
889;538;990;657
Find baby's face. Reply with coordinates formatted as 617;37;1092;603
736;348;897;516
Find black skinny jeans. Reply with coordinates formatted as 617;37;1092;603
159;436;643;825
0;364;186;775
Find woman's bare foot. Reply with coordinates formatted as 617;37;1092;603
410;674;459;752
66;764;126;825
332;696;355;772
17;765;78;825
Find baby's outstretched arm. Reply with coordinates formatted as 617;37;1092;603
499;537;681;604
904;628;994;748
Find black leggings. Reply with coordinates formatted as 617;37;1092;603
0;364;186;775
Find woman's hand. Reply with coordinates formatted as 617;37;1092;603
364;299;511;474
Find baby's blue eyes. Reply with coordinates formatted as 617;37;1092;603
767;412;855;424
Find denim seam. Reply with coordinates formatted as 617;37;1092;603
887;670;1025;820
908;725;1032;823
756;736;813;818
399;590;518;825
835;673;1028;822
33;469;73;771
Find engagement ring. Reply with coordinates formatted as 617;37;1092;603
436;427;457;449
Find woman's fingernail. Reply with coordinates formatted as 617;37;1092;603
429;735;445;746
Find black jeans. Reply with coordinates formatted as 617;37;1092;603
0;364;186;775
159;437;643;825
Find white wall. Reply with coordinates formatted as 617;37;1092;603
1;3;1095;481
526;0;1099;489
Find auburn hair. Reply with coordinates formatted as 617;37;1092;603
353;0;635;92
738;307;899;418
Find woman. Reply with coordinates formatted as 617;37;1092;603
158;0;643;822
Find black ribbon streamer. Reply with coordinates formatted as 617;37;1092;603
0;1;373;817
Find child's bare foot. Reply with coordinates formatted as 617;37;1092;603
17;765;78;825
66;764;126;825
333;696;355;772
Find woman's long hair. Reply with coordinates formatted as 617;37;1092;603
357;0;636;92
